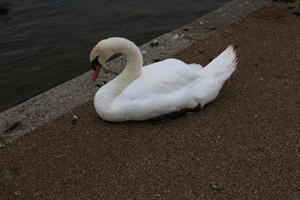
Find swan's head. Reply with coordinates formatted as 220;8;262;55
90;37;143;80
90;39;115;81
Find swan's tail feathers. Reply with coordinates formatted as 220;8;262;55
201;45;237;80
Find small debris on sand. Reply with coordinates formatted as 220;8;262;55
150;39;159;47
71;115;79;124
183;28;189;32
141;50;147;54
209;26;216;31
14;191;21;196
173;34;179;40
210;182;224;192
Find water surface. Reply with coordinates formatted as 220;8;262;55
0;0;229;111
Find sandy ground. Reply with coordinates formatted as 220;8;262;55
1;1;300;199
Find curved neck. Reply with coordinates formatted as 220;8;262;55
116;38;143;80
95;38;143;107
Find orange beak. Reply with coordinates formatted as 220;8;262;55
92;64;101;81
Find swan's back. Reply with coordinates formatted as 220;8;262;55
118;58;202;98
99;45;237;121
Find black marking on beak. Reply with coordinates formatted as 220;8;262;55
91;56;101;69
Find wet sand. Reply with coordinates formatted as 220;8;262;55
1;1;300;199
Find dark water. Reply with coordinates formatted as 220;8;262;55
0;0;229;112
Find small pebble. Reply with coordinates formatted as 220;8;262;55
173;34;179;40
141;50;147;54
209;26;216;31
14;191;21;196
150;39;159;47
183;28;189;31
210;182;224;192
72;115;79;124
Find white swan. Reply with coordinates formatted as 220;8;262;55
90;37;237;122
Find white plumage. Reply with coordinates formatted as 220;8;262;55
90;37;237;122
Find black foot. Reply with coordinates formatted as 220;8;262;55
148;105;202;125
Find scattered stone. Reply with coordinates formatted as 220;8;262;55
209;26;216;31
199;21;205;25
71;115;79;124
4;121;21;133
173;34;179;40
14;191;21;196
150;39;159;47
183;28;189;31
141;50;147;54
210;182;224;192
152;58;160;62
